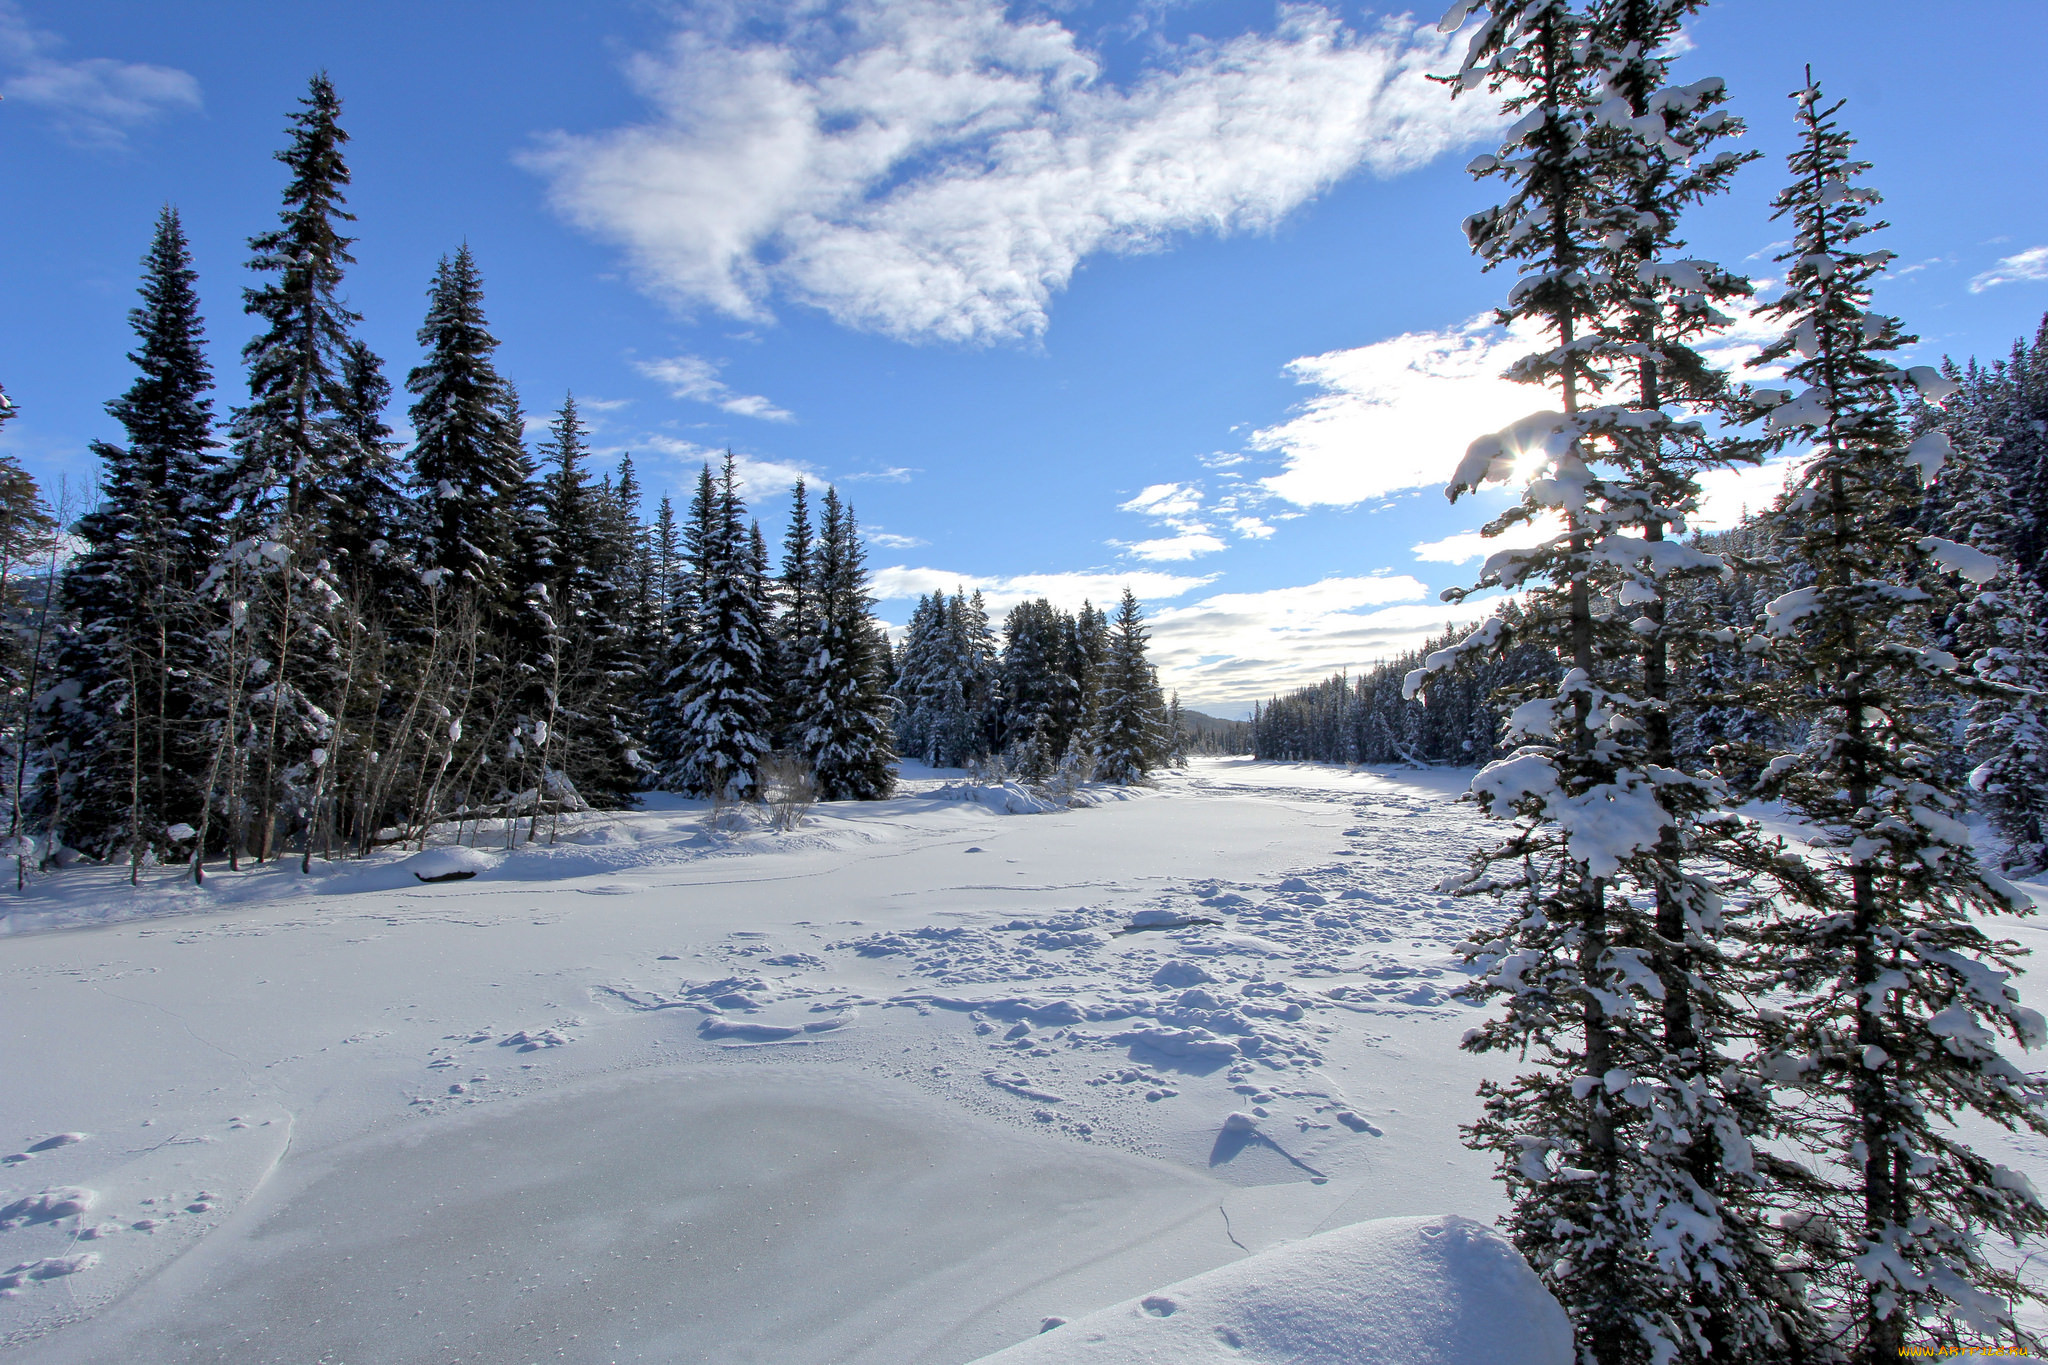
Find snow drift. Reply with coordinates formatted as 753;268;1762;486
969;1214;1571;1365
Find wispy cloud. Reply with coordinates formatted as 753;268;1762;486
634;354;793;421
636;435;812;500
526;0;1497;344
1125;529;1228;561
1119;483;1203;518
842;466;918;483
1252;317;1535;508
0;2;199;148
1114;478;1276;562
1253;302;1785;517
867;564;1216;618
1145;576;1493;712
1970;245;2048;293
866;529;927;549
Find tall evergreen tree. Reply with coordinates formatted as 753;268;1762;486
1738;78;2048;1362
656;456;773;801
46;207;218;867
223;73;359;541
775;478;819;748
406;246;528;608
999;599;1079;761
1410;5;1810;1359
533;395;638;808
794;488;895;800
215;73;367;863
1092;589;1164;785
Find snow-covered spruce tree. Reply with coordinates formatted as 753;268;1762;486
44;207;218;869
893;589;995;769
773;477;818;750
404;249;543;829
999;598;1081;763
536;395;639;811
326;336;405;589
890;592;943;763
1962;315;2048;587
217;74;367;863
1091;589;1164;785
1066;599;1110;758
1578;4;1826;1356
1410;3;1809;1358
1736;77;2048;1362
658;455;773;802
0;429;55;876
644;467;715;781
407;246;530;613
793;487;895;800
611;454;660;693
1164;692;1190;767
1934;432;2048;874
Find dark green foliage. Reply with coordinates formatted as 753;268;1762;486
793;488;895;800
45;207;218;866
406;246;530;608
1091;589;1165;785
653;455;773;801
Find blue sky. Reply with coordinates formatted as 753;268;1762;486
3;0;2045;716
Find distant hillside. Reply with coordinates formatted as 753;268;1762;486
1180;708;1251;755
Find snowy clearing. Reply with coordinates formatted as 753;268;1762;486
3;756;2039;1362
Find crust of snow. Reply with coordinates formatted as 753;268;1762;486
967;1214;1571;1365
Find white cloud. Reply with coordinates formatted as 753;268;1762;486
1115;478;1229;561
842;466;918;482
867;565;1216;618
1254;299;1788;514
1126;529;1229;561
1146;576;1498;712
1120;482;1203;517
1411;515;1556;566
864;562;1473;710
0;2;199;147
526;0;1497;344
1231;516;1275;540
1970;246;2048;293
1253;317;1537;507
634;354;793;422
1694;455;1805;530
867;530;927;549
637;435;812;501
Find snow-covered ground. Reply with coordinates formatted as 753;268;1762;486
2;756;2038;1362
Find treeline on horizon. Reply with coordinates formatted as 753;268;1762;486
0;76;1187;885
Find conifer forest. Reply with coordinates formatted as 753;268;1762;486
0;76;1182;887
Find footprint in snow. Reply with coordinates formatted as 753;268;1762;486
499;1028;571;1051
0;1253;98;1291
0;1187;96;1227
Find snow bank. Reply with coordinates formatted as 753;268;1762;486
929;780;1065;814
398;845;500;881
969;1214;1571;1365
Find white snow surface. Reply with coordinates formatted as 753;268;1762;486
970;1213;1571;1365
19;758;2033;1359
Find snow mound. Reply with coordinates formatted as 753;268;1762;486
930;780;1063;814
399;846;501;882
968;1214;1571;1365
